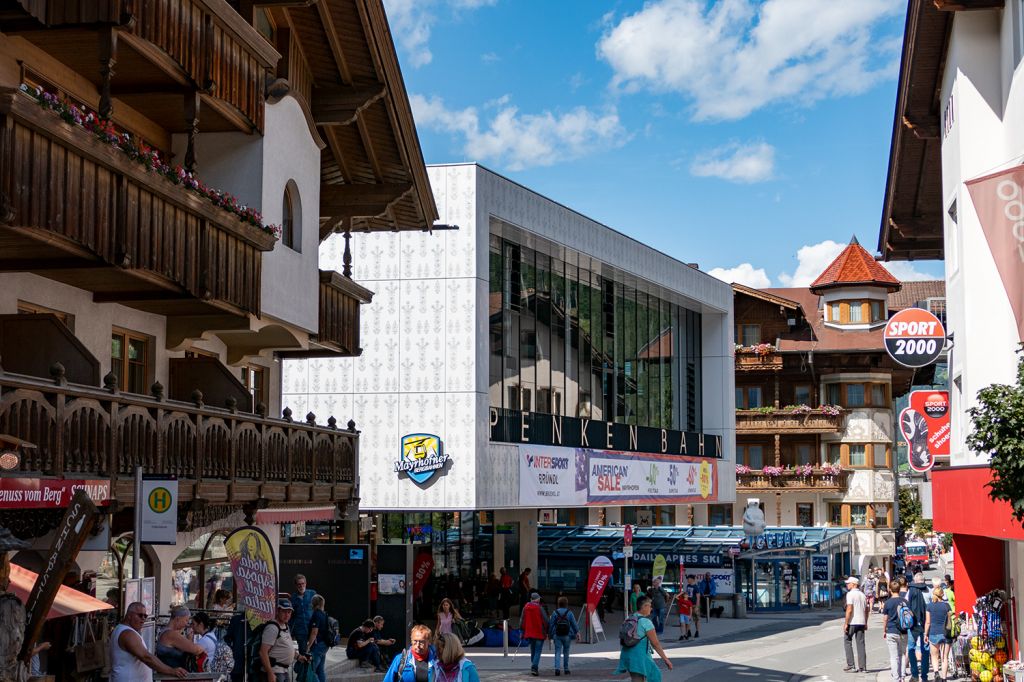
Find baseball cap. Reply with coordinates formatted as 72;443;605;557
530;592;541;601
845;576;859;585
277;598;293;610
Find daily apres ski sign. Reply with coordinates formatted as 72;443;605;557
883;308;946;368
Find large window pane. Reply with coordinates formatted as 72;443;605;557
849;301;863;323
489;237;503;409
748;445;763;469
551;259;566;416
849;444;866;466
566;263;579;418
636;291;648;426
590;273;604;421
536;253;551;413
660;302;672;429
846;384;865;407
624;285;637;425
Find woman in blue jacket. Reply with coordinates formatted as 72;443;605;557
384;624;438;682
547;596;580;676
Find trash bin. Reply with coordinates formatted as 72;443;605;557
732;593;747;618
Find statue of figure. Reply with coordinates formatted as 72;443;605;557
742;499;767;539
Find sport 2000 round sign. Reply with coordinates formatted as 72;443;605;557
883;308;946;368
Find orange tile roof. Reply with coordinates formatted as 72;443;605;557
810;236;901;292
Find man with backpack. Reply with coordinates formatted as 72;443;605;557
254;599;307;682
547;596;579;677
906;573;931;682
882;577;910;682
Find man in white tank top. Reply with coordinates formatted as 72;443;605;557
109;602;187;681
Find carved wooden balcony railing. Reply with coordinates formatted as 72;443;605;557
735;409;844;434
10;0;279;133
315;270;373;356
0;368;357;505
735;350;784;371
0;88;275;318
736;469;850;492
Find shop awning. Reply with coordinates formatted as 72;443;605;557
8;565;115;619
255;505;336;524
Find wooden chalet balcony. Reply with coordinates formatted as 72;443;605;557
315;270;372;356
735;349;783;371
0;369;357;506
7;0;279;134
0;88;275;318
736;468;850;492
735;408;844;434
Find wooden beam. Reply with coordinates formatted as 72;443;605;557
320;182;411;215
312;84;386;125
934;0;1003;10
888;216;942;237
93;291;189;303
902;115;939;140
316;0;353;83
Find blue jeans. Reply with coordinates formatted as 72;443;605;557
553;635;572;671
908;629;930;681
310;641;327;682
650;606;665;634
293;627;309;656
529;638;544;671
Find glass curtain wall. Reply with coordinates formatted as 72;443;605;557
489;229;702;431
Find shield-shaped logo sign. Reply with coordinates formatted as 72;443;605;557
396;433;450;484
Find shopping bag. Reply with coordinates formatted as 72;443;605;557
295;660;317;682
73;620;108;673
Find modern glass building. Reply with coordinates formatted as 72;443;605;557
284;163;736;577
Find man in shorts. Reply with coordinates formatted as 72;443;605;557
684;575;701;638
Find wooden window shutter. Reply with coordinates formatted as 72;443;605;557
864;444;873;468
886;445;892;468
840;443;850;467
861;302;870;322
841;504;851;526
887;506;894;528
840;302;850;324
867;505;876;527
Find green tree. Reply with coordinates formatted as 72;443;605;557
897;486;931;536
967;349;1024;524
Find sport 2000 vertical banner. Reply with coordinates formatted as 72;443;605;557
225;526;278;629
586;556;614;616
900;390;951;473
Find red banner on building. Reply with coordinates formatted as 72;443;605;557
900;390;951;472
585;556;613;615
967;167;1024;341
0;478;110;509
413;550;433;597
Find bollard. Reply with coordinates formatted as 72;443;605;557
503;618;509;657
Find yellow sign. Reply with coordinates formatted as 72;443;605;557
699;461;712;499
148;487;172;513
652;554;667;581
225;526;278;629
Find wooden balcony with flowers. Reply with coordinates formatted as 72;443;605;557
735;343;783;371
736;464;850;492
735;405;844;434
0;86;278;318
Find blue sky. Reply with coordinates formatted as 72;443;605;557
383;0;944;287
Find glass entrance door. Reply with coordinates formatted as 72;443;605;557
754;560;777;609
752;558;802;610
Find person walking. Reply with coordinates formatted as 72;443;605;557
305;594;329;682
629;584;642;614
684;575;701;638
925;587;951;682
290;574;317;659
548;596;579;676
864;570;878;615
435;632;480;682
109;602;187;681
876;569;891;613
843;576;868;673
499;567;514;619
522;592;547;677
615;595;673;682
384;625;438;682
907;573;931;682
881;577;909;682
437;598;463;638
647;579;669;635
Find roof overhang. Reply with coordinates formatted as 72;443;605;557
732;283;801;310
878;0;1003;261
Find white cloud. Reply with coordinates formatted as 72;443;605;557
481;51;500;63
410;94;627;170
384;0;497;68
597;0;902;121
690;141;775;183
777;240;846;287
708;263;772;288
885;261;936;282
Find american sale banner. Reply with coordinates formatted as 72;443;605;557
899;390;951;473
586;556;614;615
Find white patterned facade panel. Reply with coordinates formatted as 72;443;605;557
399;279;446;393
478;442;520;509
281;358;309;395
444;278;478;393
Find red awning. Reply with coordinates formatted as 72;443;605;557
255;505;337;524
932;465;1024;541
8;565;115;619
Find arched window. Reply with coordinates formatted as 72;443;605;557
95;534;155;615
282;181;301;251
171;530;233;609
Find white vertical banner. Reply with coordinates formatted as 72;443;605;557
139;478;177;544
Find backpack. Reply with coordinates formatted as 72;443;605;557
246;621;282;678
210;638;235;675
619;615;642;648
553;611;571;637
897;601;915;631
325;616;342;648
